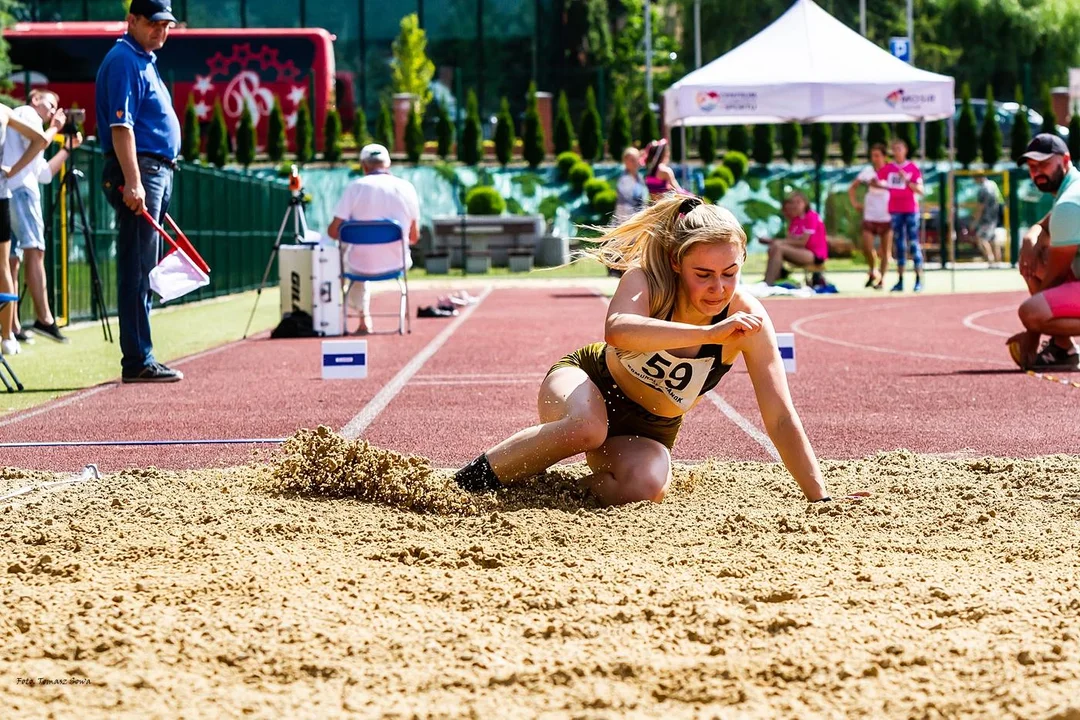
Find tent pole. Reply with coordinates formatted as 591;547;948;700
919;118;926;286
947;115;956;292
680;124;687;188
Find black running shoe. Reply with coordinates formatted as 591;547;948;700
1032;341;1080;371
32;320;69;343
122;362;184;383
14;329;34;344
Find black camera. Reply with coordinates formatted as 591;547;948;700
61;108;85;136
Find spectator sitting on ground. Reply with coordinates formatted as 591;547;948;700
761;191;828;287
970;172;1004;266
326;143;420;335
6;90;83;345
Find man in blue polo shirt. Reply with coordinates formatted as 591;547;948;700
96;0;184;383
1008;133;1080;370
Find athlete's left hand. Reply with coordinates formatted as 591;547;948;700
709;311;763;343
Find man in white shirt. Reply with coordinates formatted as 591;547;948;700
4;89;82;343
327;143;420;334
847;142;892;289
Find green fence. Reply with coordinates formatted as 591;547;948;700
27;143;291;325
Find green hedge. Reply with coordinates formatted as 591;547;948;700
465;186;506;215
583;177;610;202
703;177;729;203
556;151;582;178
722;151;749;182
568;161;594;192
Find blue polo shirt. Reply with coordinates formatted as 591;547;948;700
1048;167;1080;277
95;33;182;161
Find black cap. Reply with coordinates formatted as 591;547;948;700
1021;133;1069;163
128;0;177;22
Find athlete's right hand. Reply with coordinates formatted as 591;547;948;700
709;311;763;343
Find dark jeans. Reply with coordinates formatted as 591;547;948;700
103;156;173;373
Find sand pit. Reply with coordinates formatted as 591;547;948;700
2;428;1080;718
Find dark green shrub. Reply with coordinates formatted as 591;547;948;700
557;151;581;178
639;104;659;146
583;177;610;202
752;124;774;165
709;164;735;187
722;150;749;182
895;122;919;156
465;186;506;215
703;177;729;203
1070;110;1080;163
578;86;602;161
553;90;575;155
523;82;545;168
436;101;454;160
568;161;594;193
206;98;228;168
698;126;717;164
607;84;632;161
295;98;313;163
590;188;616;215
956;83;978;168
376;98;394;148
810;122;831;167
181;94;201;162
459;89;482;165
267;96;286;162
780;122;801;164
981;84;1002;167
1011;84;1032;164
353;107;370;149
726;125;750;154
840;122;858;165
1040;82;1058;135
323;107;342;164
494;96;515;166
926;120;946;161
538;195;562;225
236;103;256;167
405;101;424;163
867;122;890;156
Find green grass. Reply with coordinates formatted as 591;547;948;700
1;288;283;416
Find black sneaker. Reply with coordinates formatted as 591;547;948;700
32;320;69;343
14;329;34;344
1032;341;1080;371
122;362;184;383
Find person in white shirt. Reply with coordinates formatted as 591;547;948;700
847;142;892;289
326;144;420;334
5;90;83;345
614;146;646;222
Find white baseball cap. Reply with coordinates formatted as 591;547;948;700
360;143;390;164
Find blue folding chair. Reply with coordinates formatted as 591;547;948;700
0;293;24;392
338;219;411;336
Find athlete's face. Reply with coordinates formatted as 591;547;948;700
675;242;743;317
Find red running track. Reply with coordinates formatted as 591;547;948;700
1;286;1077;473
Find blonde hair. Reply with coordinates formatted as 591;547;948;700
584;193;747;319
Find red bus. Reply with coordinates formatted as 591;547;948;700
3;22;343;149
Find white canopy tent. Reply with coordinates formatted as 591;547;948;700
662;0;961;280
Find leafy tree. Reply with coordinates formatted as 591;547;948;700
867;122;890;155
809;122;830;168
780;122;802;164
563;0;613;68
323;107;342;164
1039;82;1058;136
553;90;575;155
980;85;1002;167
294;98;313;163
925;120;945;161
435;101;454;160
459;89;482;165
839;122;858;166
639;104;659;146
405;101;424;163
698;126;717;165
236;103;256;168
181;94;201;162
353;107;370;149
493;96;515;166
751;124;774;165
267;96;286;162
1070;109;1080;165
956;83;979;169
607;83;632;161
390;13;435;117
206;98;229;168
1011;84;1032;164
726;124;749;155
376;98;394;149
522;82;545;169
578;86;602;161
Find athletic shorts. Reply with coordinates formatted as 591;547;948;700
8;187;45;259
548;342;682;450
862;220;891;236
1043;272;1080;319
0;198;10;245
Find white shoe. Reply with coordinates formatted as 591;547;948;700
1;338;20;356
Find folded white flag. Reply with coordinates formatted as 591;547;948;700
149;249;210;302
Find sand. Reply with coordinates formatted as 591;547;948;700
2;428;1079;719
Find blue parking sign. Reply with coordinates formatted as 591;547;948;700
889;36;911;63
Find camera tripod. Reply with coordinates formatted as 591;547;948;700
242;174;310;339
48;135;112;342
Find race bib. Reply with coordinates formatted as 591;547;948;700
616;348;713;412
886;172;908;189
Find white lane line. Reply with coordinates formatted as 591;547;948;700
791;303;1013;367
961;305;1016;339
0;385;113;430
705;392;780;461
340;286;494;438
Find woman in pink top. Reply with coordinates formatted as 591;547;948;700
763;191;828;286
642;139;682;199
875;137;925;292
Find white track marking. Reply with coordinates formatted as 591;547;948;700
340;286;494;438
961;305;1017;338
0;385;113;430
791;303;1013;367
705;392;780;461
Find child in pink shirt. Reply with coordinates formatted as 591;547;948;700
875;138;925;292
763;191;828;286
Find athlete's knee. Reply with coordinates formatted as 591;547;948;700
1018;296;1050;328
622;462;672;503
561;415;608;453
